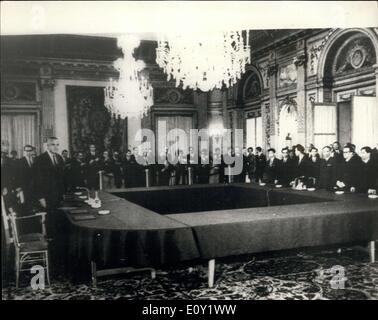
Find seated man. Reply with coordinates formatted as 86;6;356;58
360;146;378;194
318;145;337;190
332;141;344;164
335;144;363;192
278;147;294;186
308;147;321;182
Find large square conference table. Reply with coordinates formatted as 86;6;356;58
62;184;378;287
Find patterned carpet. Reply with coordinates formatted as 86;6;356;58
2;246;377;300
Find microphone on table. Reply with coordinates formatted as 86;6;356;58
76;186;91;202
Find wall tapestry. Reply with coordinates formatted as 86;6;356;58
66;86;127;155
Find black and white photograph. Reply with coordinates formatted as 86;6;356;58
1;1;378;305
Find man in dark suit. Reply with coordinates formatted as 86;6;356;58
35;137;65;209
319;145;337;190
308;147;321;182
70;151;87;189
61;149;73;192
360;146;378;194
34;137;65;231
34;137;66;275
123;149;138;188
187;146;198;184
198;149;210;184
264;148;280;184
335;145;363;192
1;147;18;211
254;147;266;183
245;147;256;182
278;147;294;186
332;141;344;164
86;144;101;190
112;151;123;188
16;145;37;209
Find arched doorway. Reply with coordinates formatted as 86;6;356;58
278;98;298;151
317;28;378;150
238;67;264;150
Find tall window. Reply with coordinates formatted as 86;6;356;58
313;103;337;149
1;113;38;156
246;116;262;149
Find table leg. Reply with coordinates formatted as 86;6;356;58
91;261;97;287
208;259;215;288
369;241;376;263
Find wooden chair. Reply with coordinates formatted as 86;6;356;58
4;198;51;288
1;195;13;285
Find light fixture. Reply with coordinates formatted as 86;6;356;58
104;35;153;118
209;123;226;137
156;30;250;92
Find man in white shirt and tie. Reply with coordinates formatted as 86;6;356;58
35;137;65;212
34;137;66;276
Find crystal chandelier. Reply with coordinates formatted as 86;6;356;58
156;30;250;92
104;35;153;117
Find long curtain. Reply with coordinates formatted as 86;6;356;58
157;116;193;156
1;114;36;157
313;104;337;149
256;117;263;148
246;117;262;149
352;96;378;151
246;118;255;149
1;115;13;152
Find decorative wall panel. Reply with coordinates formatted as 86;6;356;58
66;86;127;154
279;63;297;88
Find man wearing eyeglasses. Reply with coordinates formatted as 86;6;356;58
360;146;378;195
335;144;363;192
16;145;37;208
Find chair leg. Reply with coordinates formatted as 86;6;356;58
45;251;51;287
15;251;20;289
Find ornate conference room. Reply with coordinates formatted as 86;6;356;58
1;3;378;301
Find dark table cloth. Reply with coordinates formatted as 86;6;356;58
61;186;378;282
167;188;378;259
60;191;200;281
